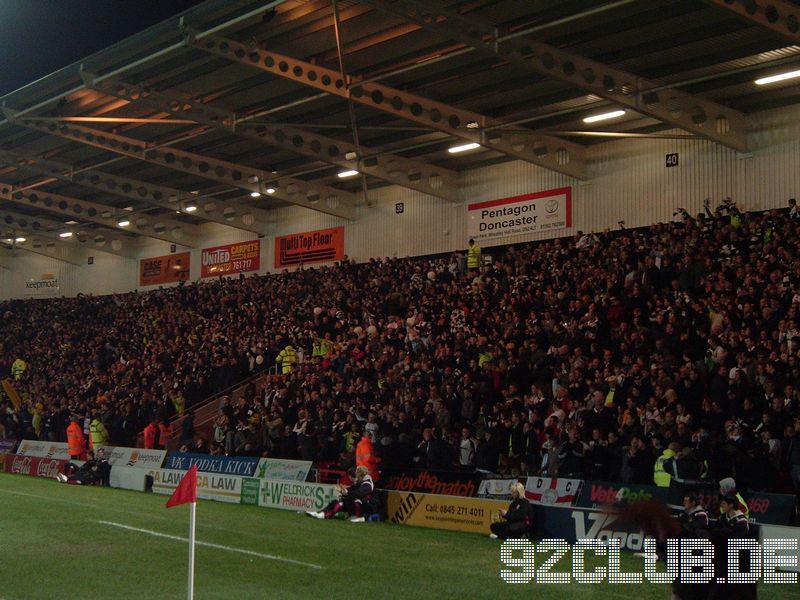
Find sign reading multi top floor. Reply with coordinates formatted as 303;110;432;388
274;226;344;268
466;186;572;245
201;240;260;278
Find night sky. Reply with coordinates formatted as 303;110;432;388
0;0;205;96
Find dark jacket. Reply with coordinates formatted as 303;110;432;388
505;497;532;526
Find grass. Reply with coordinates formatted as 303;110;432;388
0;473;797;599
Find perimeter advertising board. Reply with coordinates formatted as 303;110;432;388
15;440;71;460
97;446;166;469
466;187;572;246
163;452;259;476
3;454;66;479
147;468;243;503
254;458;312;482
386;490;507;535
243;478;339;512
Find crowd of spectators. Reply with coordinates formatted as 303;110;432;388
2;199;800;493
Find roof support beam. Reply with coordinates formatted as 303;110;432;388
82;72;461;202
1;149;271;235
4;108;357;221
0;167;195;247
0;210;136;259
705;0;800;44
364;0;748;152
186;30;587;180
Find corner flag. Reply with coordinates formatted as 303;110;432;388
166;464;198;600
166;464;198;507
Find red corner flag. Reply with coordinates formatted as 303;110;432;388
167;464;198;508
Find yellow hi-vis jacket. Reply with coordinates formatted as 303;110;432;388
276;345;298;374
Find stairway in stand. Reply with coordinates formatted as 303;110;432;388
137;371;284;452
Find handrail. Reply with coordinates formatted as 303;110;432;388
135;368;278;448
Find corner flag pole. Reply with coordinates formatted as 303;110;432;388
188;500;196;600
166;464;199;600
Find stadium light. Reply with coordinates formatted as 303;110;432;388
448;142;481;153
337;170;359;179
583;110;626;123
755;69;800;85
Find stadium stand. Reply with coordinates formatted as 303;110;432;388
1;202;799;494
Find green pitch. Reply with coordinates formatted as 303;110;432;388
0;473;796;599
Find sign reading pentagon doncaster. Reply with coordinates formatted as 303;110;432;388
386;490;507;535
24;271;60;296
255;458;312;482
163;452;259;476
15;440;71;460
139;252;190;286
201;240;260;278
148;468;243;503
274;226;344;268
466;187;572;245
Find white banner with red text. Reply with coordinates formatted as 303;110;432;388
466;187;572;245
2;454;66;479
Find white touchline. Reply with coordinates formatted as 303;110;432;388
97;520;324;570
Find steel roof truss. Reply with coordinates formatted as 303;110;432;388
366;0;749;152
4;108;357;221
82;71;461;202
186;30;588;180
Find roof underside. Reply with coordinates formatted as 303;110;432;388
1;0;800;246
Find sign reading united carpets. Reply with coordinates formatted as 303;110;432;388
466;187;572;245
201;240;260;278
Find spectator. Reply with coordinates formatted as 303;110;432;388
0;202;798;495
